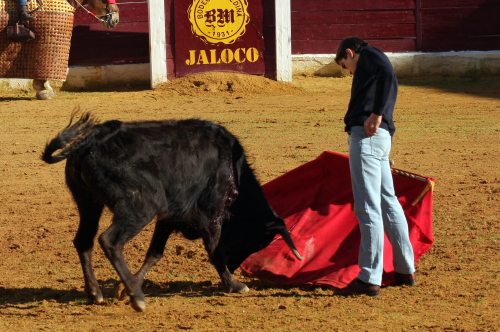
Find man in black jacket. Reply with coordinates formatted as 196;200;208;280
334;37;416;296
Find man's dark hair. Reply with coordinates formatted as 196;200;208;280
334;37;369;64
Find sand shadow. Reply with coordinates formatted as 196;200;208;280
398;76;500;100
0;278;335;308
0;96;34;101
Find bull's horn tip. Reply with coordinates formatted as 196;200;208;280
293;249;304;261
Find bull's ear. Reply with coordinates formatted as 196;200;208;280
265;222;287;234
264;216;288;230
264;221;280;229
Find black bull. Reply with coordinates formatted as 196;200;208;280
42;113;302;312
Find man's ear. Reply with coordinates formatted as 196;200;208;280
346;48;355;58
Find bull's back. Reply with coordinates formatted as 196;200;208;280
68;118;238;220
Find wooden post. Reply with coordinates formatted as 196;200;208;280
275;0;292;82
148;0;168;88
416;0;422;51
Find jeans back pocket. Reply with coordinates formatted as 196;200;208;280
370;135;390;159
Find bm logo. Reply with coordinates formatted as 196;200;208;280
188;0;250;45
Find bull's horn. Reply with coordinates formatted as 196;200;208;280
280;229;303;261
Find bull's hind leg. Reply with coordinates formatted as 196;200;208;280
115;218;174;301
98;207;155;312
72;195;105;304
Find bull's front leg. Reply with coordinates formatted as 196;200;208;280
203;213;249;293
204;229;249;293
209;248;250;293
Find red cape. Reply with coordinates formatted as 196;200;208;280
241;151;435;288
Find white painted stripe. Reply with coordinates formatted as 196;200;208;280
148;0;168;88
275;0;292;82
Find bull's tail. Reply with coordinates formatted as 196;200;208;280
41;111;98;164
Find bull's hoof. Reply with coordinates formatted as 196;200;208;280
237;285;250;294
36;90;56;100
88;292;104;304
130;297;146;312
229;281;250;294
115;283;129;301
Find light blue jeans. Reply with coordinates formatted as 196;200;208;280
348;126;415;285
19;0;29;6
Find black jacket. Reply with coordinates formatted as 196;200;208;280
344;46;398;136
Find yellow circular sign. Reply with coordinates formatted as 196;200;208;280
188;0;250;45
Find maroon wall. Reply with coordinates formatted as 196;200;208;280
420;0;500;52
68;0;500;68
262;1;276;78
290;0;500;54
291;0;417;54
68;0;175;78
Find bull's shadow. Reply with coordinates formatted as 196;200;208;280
120;278;329;298
146;279;331;299
0;278;327;308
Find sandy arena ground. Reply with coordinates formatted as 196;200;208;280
0;73;499;331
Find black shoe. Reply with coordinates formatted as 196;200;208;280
394;272;417;286
335;279;380;297
19;5;36;21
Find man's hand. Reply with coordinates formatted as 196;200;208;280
364;113;382;137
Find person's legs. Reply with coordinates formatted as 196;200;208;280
380;138;416;275
18;0;36;21
348;126;391;286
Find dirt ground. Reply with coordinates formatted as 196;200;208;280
0;73;499;331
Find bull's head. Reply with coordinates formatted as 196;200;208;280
223;139;302;273
223;213;303;273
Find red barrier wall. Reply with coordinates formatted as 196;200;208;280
68;0;500;70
